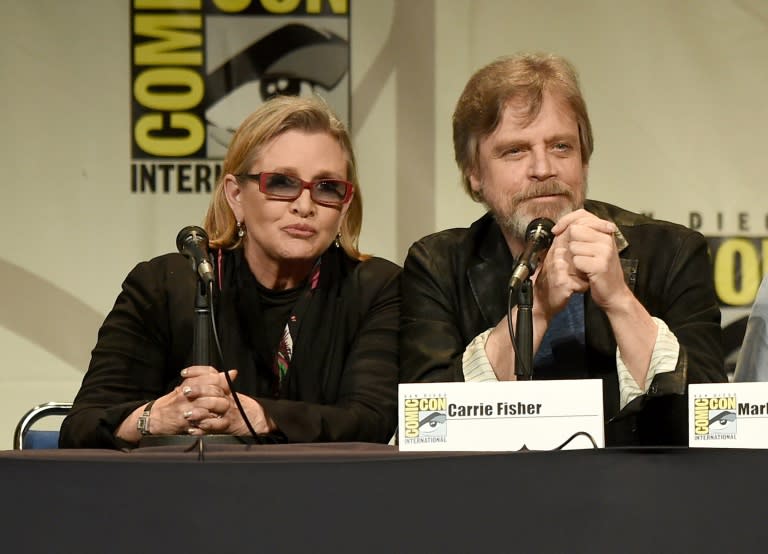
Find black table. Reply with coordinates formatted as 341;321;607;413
1;443;766;553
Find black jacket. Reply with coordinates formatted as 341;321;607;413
61;246;401;448
400;200;726;446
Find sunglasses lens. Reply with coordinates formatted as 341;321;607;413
263;173;302;197
312;180;349;204
259;173;349;204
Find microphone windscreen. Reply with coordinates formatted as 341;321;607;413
176;225;209;253
525;218;555;247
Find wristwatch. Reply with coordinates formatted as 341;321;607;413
137;400;156;436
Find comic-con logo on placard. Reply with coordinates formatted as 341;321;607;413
130;0;350;194
403;396;448;444
693;395;737;440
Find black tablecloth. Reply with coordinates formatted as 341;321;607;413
1;443;766;553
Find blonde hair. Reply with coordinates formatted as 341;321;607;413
453;53;594;199
203;95;365;260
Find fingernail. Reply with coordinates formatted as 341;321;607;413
183;410;193;419
182;386;192;396
181;368;188;377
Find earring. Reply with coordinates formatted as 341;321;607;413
334;233;341;248
237;220;245;238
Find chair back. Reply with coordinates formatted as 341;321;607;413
13;402;73;450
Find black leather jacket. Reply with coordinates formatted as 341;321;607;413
400;200;726;446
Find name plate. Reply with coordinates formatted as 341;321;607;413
398;380;604;451
689;382;768;448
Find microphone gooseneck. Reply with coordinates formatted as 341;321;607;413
508;218;554;380
176;225;264;443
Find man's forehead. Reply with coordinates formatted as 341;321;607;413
506;91;575;123
484;93;578;140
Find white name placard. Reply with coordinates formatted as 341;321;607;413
398;380;604;451
689;382;768;448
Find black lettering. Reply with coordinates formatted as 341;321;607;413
689;211;702;230
132;163;158;193
178;164;192;193
195;163;218;193
157;163;174;193
448;403;493;417
131;162;222;194
739;212;749;232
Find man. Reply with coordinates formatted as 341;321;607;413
400;53;726;446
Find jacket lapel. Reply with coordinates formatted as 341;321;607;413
466;215;515;327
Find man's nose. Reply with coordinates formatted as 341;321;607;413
528;150;555;180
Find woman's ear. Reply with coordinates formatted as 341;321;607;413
223;175;244;222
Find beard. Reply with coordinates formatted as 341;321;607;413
485;179;585;241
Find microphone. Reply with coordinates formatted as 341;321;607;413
176;226;215;286
508;218;555;293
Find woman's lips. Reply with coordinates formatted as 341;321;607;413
283;224;317;238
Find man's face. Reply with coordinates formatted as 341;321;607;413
469;91;588;241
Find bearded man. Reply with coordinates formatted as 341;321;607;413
400;53;726;446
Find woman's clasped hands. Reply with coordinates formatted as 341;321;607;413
150;367;274;436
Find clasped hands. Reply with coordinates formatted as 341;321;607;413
486;209;633;379
150;366;273;436
533;208;632;321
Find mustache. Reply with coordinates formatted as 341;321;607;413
511;180;575;203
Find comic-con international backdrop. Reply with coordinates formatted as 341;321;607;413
131;1;350;193
0;1;766;448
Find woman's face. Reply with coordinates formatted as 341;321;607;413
224;130;352;283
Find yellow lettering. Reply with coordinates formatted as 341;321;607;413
764;239;768;280
212;0;252;11
418;397;447;411
404;399;419;438
134;15;203;66
708;397;737;410
134;68;204;111
260;0;301;13
135;113;204;157
306;0;347;13
134;0;201;8
694;401;709;435
714;238;760;305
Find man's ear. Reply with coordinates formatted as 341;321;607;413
467;169;484;202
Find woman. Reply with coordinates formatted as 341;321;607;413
60;96;400;448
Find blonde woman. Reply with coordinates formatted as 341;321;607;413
62;96;400;448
